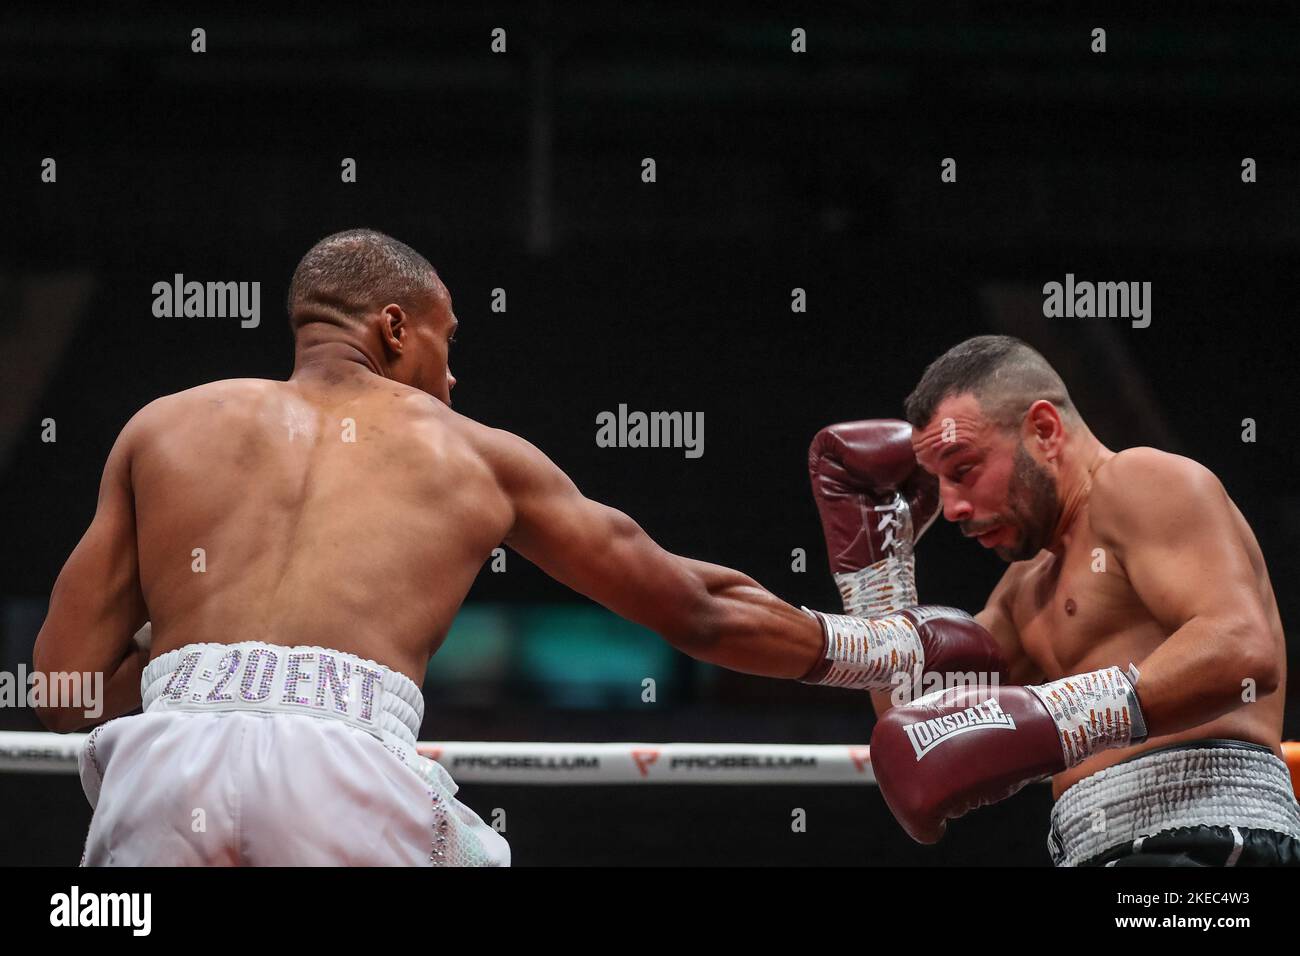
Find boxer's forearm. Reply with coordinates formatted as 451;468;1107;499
671;559;823;678
35;644;145;732
1126;613;1280;738
95;644;148;726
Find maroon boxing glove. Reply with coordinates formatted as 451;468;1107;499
809;421;940;617
800;605;1007;694
871;666;1147;843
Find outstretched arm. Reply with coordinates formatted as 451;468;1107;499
486;431;823;678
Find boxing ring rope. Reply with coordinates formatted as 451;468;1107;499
0;731;876;784
3;731;1299;792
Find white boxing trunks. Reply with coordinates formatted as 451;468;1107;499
79;641;510;866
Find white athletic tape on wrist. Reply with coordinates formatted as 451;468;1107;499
1027;665;1148;768
833;494;920;617
804;609;924;691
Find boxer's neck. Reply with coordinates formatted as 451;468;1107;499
290;333;387;383
1046;428;1113;556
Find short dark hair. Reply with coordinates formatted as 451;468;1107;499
287;228;440;331
903;335;1077;431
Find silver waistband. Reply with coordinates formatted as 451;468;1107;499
1048;743;1300;867
141;642;425;760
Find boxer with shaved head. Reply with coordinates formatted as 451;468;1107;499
847;335;1298;865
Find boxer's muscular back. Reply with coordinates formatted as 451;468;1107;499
132;377;515;683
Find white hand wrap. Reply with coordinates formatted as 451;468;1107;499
801;608;923;691
1027;665;1148;768
833;493;933;618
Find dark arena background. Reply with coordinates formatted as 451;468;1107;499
2;2;1299;871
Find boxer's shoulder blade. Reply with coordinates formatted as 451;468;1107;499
130;377;511;669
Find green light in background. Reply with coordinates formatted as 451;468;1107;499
427;603;680;708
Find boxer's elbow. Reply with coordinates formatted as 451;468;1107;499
33;701;88;734
1250;667;1282;699
31;643;89;732
1219;614;1281;697
30;681;92;733
1236;647;1281;699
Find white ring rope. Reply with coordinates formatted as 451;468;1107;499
0;731;876;785
5;731;1295;792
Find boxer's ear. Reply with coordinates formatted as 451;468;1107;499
1024;399;1065;458
379;304;408;355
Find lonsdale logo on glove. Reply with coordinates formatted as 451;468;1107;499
870;664;1149;845
902;697;1017;759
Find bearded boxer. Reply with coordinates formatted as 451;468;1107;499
833;335;1298;866
32;228;999;866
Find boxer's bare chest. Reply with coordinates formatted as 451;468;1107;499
1006;505;1165;678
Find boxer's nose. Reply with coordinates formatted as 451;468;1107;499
940;481;972;523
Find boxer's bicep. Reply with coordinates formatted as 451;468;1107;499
34;424;147;686
497;435;705;640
